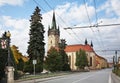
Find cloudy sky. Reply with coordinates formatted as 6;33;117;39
0;0;120;62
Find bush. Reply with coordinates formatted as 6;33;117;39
113;69;120;77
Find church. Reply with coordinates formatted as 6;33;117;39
47;12;107;70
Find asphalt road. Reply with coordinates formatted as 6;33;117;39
17;68;120;83
39;69;111;83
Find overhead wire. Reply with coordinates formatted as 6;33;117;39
83;0;103;50
33;0;47;13
93;0;98;24
93;0;107;56
83;0;94;32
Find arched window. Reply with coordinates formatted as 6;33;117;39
68;56;71;65
90;57;92;66
51;40;52;44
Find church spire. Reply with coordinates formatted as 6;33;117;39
51;11;57;29
85;38;88;45
91;41;93;47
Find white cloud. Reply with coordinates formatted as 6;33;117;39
42;2;96;50
56;2;95;26
1;1;120;60
98;0;120;17
2;16;29;30
0;16;29;55
0;0;27;6
111;0;120;16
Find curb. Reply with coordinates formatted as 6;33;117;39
111;72;120;83
15;73;74;83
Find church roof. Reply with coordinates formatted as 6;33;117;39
65;44;94;52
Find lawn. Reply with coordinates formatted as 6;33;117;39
113;68;120;77
16;72;72;82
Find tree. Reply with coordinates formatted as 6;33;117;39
24;60;33;73
75;49;88;70
11;45;26;71
0;32;16;79
59;39;70;71
27;6;45;73
0;48;7;80
44;48;62;72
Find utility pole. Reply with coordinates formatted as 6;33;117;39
113;56;115;70
115;51;117;65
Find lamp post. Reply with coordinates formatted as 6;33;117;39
115;51;117;65
6;31;11;66
5;31;14;83
113;56;115;70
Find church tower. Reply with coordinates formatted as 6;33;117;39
48;11;60;51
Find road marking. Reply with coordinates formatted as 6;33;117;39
109;73;111;83
72;74;95;83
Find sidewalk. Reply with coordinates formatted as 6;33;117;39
15;71;76;83
15;74;70;83
111;72;120;83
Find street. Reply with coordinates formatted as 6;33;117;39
17;68;120;83
39;69;111;83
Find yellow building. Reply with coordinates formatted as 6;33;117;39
65;44;96;71
95;54;108;69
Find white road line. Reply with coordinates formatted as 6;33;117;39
72;74;95;83
109;73;111;83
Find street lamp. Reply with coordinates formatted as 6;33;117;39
5;31;14;83
113;56;115;70
6;31;11;66
115;51;117;65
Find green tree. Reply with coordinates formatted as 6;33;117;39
44;48;62;72
24;60;33;73
0;49;7;80
27;6;45;73
59;39;70;71
17;58;24;71
75;49;88;70
0;32;17;79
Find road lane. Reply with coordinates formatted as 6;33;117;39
39;69;112;83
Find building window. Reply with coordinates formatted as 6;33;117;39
90;57;92;66
68;56;71;66
51;40;52;44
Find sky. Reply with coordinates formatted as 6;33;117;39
0;0;120;62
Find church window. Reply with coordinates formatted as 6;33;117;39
51;40;52;44
90;57;92;66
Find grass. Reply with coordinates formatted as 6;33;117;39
112;68;120;77
16;72;72;82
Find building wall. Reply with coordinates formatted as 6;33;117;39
66;51;96;71
95;56;108;69
86;52;96;69
48;34;59;51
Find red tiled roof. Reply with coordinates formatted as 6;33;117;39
65;44;94;52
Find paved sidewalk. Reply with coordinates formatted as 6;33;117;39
111;73;120;83
15;75;68;83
